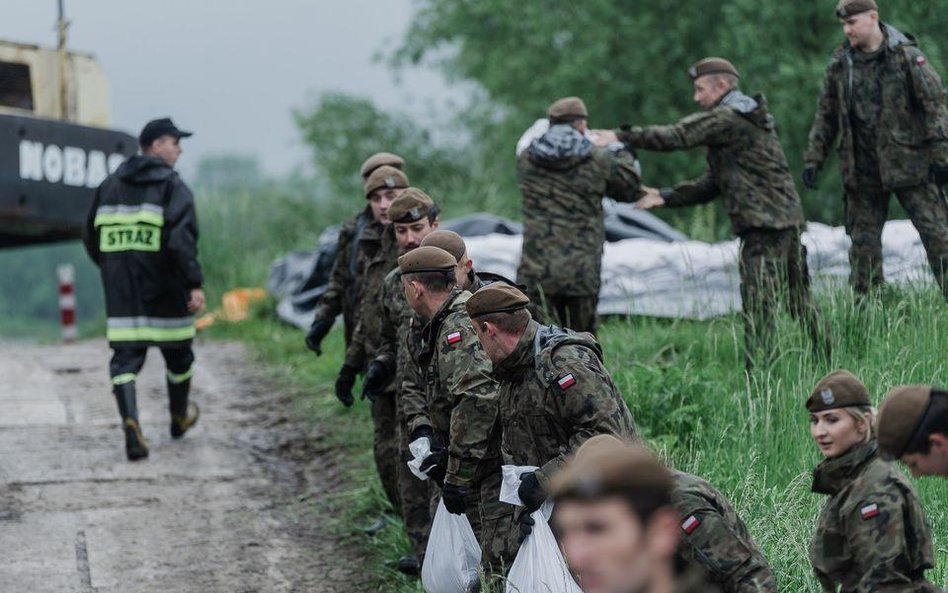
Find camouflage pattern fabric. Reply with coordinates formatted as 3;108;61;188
739;229;830;369
310;207;383;346
371;391;400;516
844;185;948;298
344;225;399;373
672;471;776;593
618;91;804;235
516;124;642;300
528;291;598;335
810;441;937;593
490;320;636;484
804;23;948;192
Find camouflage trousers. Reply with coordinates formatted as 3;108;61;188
844;182;948;299
371;391;400;515
527;288;598;334
739;229;830;370
395;390;432;562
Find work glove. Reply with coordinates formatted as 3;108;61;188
361;360;388;402
518;471;546;514
930;162;948;186
304;317;333;355
441;482;468;515
419;449;447;487
334;364;357;408
801;165;820;190
517;510;536;541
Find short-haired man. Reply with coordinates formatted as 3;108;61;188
878;385;948;477
803;0;948;300
621;58;829;370
397;246;517;574
83;117;203;461
550;437;715;593
464;283;635;538
305;152;406;355
341;189;439;573
517;96;643;334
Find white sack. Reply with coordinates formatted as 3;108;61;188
422;499;482;593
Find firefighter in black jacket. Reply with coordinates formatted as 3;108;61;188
84;118;204;461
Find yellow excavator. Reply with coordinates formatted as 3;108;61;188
0;2;136;248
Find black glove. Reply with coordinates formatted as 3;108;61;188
517;509;536;541
334;364;357;408
518;472;546;514
361;360;389;402
801;165;820;190
410;425;433;443
304;317;334;355
930;162;948;186
419;449;447;487
442;482;468;515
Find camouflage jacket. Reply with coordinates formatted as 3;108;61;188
373;266;424;397
490;320;636;484
671;471;776;593
312;207;384;345
409;289;503;488
618;91;804;236
516;124;642;297
805;23;948;191
344;224;399;373
810;441;937;593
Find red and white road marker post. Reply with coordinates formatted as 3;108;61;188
58;264;77;343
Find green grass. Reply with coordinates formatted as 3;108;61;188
210;287;948;592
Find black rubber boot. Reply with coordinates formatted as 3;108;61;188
113;382;148;461
168;379;199;438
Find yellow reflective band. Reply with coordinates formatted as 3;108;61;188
94;211;164;228
107;325;196;343
99;224;161;253
112;373;137;385
166;368;194;384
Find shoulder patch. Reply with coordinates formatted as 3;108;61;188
916;55;927;67
681;515;701;534
860;504;880;520
556;373;577;391
446;331;463;348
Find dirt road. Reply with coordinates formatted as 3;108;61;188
0;339;369;592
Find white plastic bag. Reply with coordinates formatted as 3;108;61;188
422;499;482;593
501;466;582;593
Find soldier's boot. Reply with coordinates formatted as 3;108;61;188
113;382;149;461
168;378;200;439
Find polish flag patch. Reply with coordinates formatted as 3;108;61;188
446;331;463;347
681;515;701;534
917;55;927;66
557;374;577;391
860;504;880;520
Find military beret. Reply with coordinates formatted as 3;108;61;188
398;246;457;275
363;166;409;198
359;152;405;179
806;369;871;412
465;283;530;319
550;437;672;505
387;188;435;223
547;97;589;123
688;57;741;80
877;385;933;460
420;230;467;261
836;0;878;18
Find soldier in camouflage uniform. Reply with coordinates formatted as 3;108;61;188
353;190;441;573
517;96;643;334
621;58;829;370
396;246;517;575
671;471;776;593
305;153;406;354
807;370;937;592
464;283;635;543
803;0;948;299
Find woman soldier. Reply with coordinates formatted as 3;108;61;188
807;370;938;593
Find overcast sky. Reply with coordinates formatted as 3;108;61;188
0;0;453;178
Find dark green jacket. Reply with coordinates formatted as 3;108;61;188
804;23;948;191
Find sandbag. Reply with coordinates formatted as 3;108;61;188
422;499;482;593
